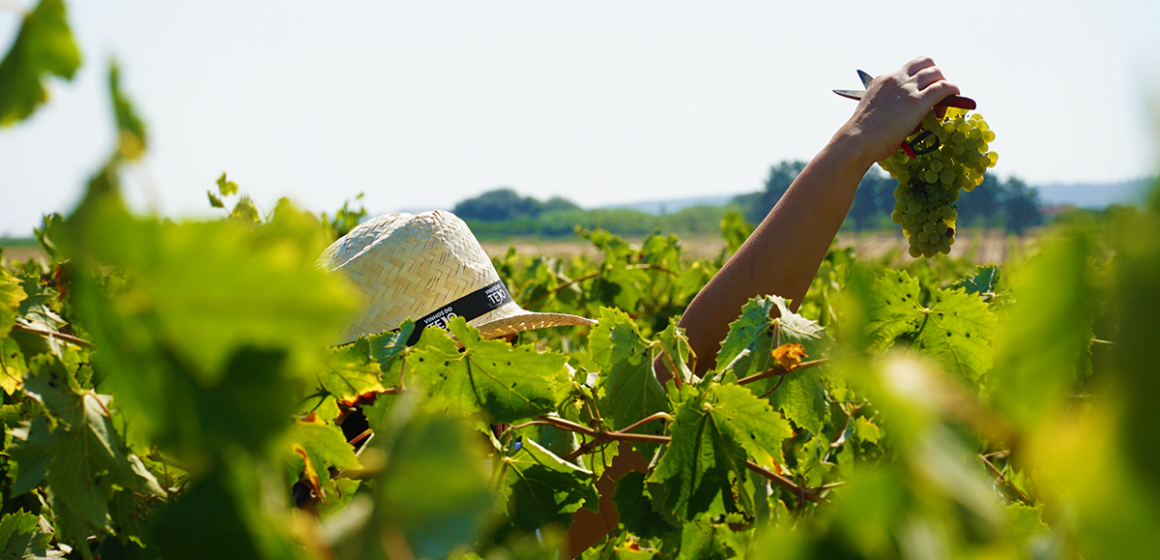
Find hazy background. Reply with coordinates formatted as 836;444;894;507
1;0;1158;236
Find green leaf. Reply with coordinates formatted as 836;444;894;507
675;516;736;560
0;268;28;339
0;0;83;127
913;287;998;383
715;296;825;376
865;269;924;353
109;60;147;160
229;196;261;223
284;417;361;503
656;318;695;386
764;368;828;437
715;297;774;372
0;337;29;395
866;270;997;383
216;172;239;196
410;317;570;423
6;416;54;496
501;438;597;532
709;384;793;470
207;191;224;209
320;337;386;404
649;386;745;521
1004;503;1050;546
376;411;496;559
0;510;62;560
595;310;670;433
21;355;165;532
955;264;1000;298
612;471;677;540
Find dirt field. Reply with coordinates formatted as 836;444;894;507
482;229;1034;265
3;229;1033;268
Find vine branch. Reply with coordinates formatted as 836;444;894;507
10;324;96;349
736;357;830;387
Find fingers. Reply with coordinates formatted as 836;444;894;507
922;79;961;105
905;55;936;75
914;66;946;90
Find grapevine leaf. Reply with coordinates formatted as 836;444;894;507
411;317;570;423
216;172;239;196
0;510;62;559
21;355;165;532
207;191;224;208
854;417;882;444
596;311;670;433
502;438;597;532
229;196;261;223
765;368;828;437
0;0;83;127
865;269;924;353
0;337;28;395
586;307;630;372
320;338;385;404
109;61;147;160
710;384;793;470
913;287;998;383
284;417;360;502
14;269;66;333
956;265;1000;298
770;296;826;356
656;317;695;385
612;471;677;540
866;270;996;383
649;386;745;521
150;469;265;560
991;234;1095;428
367;318;413;371
6;416;53;496
1004;503;1050;546
0;268;28;339
714;297;774;372
676;516;736;560
376;412;496;559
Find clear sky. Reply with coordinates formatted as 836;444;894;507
2;0;1158;236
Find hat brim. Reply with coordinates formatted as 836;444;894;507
474;311;596;340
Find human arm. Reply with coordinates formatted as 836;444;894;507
676;55;960;378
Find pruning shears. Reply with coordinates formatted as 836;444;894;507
834;69;977;158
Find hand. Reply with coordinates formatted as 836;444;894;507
835;55;961;167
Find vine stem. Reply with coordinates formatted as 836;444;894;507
10;324;96;349
541;415;827;504
521;264;677;307
618;412;672;435
979;453;1033;504
736;357;830;387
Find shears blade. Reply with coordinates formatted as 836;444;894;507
857;69;874;88
832;89;864;101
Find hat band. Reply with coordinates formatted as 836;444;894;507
407;280;514;345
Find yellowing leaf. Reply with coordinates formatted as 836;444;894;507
771;343;807;371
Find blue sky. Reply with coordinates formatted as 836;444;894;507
1;0;1158;235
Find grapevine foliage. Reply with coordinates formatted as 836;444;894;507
4;4;1160;559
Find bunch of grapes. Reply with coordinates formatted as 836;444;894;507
879;108;997;258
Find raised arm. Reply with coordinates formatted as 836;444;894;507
678;56;960;377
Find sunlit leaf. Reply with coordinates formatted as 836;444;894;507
410;317;570;423
0;0;82;126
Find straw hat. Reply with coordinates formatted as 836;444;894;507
319;210;595;344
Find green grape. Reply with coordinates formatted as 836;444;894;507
918;231;929;243
909;245;922;258
936;221;948;234
924;170;939;183
931;160;944;172
891;210;903;224
907;200;922;213
903;213;916;225
923;222;935;233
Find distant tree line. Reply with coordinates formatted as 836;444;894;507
453;188;730;238
733;160;1046;234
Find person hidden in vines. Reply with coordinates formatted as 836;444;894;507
316;55;962;558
